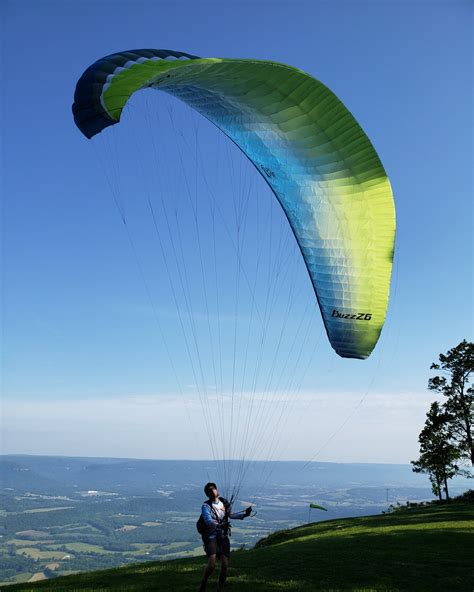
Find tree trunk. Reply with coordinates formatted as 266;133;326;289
461;399;473;465
436;476;443;502
444;474;450;502
466;423;474;465
458;378;473;465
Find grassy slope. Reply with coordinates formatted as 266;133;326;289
7;503;473;592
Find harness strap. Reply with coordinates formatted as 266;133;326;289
206;498;230;525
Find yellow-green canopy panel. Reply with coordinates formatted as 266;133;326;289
73;49;396;359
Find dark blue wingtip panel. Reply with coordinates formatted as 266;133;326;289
72;49;200;139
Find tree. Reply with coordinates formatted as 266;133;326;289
429;340;473;465
411;402;463;501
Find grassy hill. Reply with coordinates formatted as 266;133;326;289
6;502;473;592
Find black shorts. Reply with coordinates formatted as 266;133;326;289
203;535;230;558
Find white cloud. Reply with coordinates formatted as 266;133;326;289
1;390;436;464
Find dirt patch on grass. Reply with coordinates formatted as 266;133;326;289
27;572;48;582
15;530;49;538
116;525;138;532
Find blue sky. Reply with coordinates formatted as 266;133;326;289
1;0;472;465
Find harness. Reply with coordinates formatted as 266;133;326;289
196;497;231;538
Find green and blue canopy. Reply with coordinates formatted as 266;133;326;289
73;49;395;359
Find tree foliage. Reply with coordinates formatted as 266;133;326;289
411;402;463;501
429;340;473;465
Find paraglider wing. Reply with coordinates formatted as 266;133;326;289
73;49;395;359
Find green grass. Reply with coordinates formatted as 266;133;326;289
59;543;113;554
159;541;191;551
7;539;53;546
6;503;473;592
22;508;75;514
0;572;34;586
15;548;66;561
